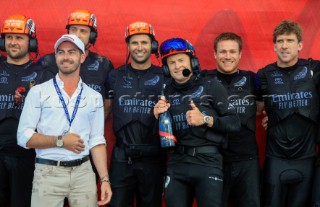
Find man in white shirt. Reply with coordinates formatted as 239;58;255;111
17;34;112;206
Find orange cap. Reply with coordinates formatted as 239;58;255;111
125;21;155;41
66;9;97;31
1;14;36;38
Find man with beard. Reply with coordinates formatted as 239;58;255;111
17;34;112;206
105;21;166;207
37;9;114;119
34;11;114;199
0;14;53;207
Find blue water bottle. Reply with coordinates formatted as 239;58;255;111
158;91;176;148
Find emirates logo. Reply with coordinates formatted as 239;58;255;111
10;26;14;31
76;18;81;22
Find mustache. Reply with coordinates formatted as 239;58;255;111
8;45;20;49
60;59;74;64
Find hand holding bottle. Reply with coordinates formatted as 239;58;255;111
154;99;171;119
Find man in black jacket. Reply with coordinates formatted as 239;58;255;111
258;20;320;207
0;14;53;207
105;21;166;207
154;37;240;207
206;32;262;207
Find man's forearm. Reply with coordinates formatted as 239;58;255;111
91;144;109;179
26;133;56;149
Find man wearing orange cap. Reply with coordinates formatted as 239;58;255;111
38;9;114;119
0;14;53;207
105;21;166;207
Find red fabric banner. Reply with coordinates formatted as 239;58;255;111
0;0;319;206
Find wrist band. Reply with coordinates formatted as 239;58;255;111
100;175;111;185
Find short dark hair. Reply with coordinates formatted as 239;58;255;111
214;32;242;53
273;20;302;43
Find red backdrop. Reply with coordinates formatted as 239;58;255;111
1;0;320;206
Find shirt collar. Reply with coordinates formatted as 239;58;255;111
55;74;83;91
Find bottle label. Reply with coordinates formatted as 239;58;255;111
159;130;176;148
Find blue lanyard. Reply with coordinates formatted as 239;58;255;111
53;77;83;128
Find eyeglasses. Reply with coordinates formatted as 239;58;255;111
160;38;195;59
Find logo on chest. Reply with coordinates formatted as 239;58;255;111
144;75;160;86
88;61;99;71
191;86;204;98
0;70;9;84
21;72;37;82
123;75;133;89
294;67;308;80
274;77;284;85
234;76;247;87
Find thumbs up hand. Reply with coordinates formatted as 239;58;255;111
186;101;206;126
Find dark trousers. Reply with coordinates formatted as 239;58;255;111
165;162;223;207
109;147;165;207
0;155;35;207
223;158;261;207
262;157;314;207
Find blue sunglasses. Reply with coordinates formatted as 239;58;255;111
160;38;195;59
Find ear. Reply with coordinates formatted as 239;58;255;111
239;51;242;59
274;44;277;52
298;41;303;52
80;53;86;63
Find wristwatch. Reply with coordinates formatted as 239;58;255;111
203;116;211;125
56;136;64;148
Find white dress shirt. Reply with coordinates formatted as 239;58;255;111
17;74;106;161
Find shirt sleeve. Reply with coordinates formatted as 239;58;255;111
88;92;106;149
207;79;241;133
17;85;42;149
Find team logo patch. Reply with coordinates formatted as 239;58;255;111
144;75;160;86
88;61;99;71
191;86;204;98
234;76;247;87
0;70;9;84
0;76;8;84
21;72;37;82
123;75;133;88
294;67;308;80
274;77;284;85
